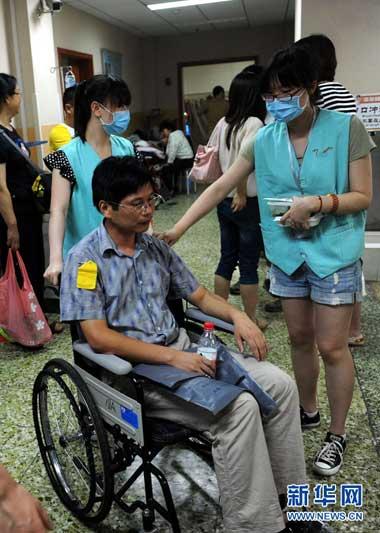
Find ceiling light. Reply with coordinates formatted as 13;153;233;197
148;0;233;11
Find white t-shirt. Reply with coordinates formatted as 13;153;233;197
166;130;194;163
212;116;263;197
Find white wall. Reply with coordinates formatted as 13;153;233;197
52;4;144;112
142;22;294;112
27;0;62;127
301;0;380;95
183;60;254;97
0;0;10;72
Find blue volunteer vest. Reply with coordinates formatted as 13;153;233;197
61;135;134;258
255;109;365;278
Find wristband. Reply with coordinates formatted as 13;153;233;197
315;195;323;214
328;193;339;213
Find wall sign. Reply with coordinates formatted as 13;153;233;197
101;49;122;79
356;93;380;131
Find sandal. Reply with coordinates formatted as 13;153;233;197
49;320;65;335
348;335;365;347
254;317;269;332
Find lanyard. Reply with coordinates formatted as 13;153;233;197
286;107;317;195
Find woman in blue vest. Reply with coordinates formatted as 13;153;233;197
159;45;374;477
44;75;135;285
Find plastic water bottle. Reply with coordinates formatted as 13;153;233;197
197;322;218;361
64;69;76;89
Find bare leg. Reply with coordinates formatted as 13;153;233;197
282;298;319;413
349;301;362;338
240;283;259;320
315;303;354;435
214;274;230;300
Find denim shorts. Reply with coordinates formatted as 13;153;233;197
269;261;363;305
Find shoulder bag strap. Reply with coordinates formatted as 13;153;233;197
0;130;44;175
207;119;223;148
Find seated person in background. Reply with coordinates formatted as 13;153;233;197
60;155;328;533
48;85;75;151
159;120;193;194
206;85;229;136
0;465;52;532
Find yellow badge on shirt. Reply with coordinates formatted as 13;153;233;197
77;261;98;290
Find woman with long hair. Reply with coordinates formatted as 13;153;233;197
159;44;374;476
44;74;135;285
211;67;267;329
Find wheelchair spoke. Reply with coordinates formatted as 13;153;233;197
61;446;91;493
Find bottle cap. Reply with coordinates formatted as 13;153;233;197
203;322;215;330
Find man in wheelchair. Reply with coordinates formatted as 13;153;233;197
59;156;327;533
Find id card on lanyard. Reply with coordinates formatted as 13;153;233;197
286;107;317;195
286;109;318;239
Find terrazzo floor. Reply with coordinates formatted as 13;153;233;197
1;191;379;532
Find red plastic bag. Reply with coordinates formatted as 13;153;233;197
0;250;52;347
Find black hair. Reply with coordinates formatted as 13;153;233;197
133;128;148;141
213;85;225;97
92;156;155;212
295;34;337;82
0;73;17;106
225;68;266;149
260;44;320;103
159;120;175;132
62;85;76;108
74;75;131;141
241;64;262;75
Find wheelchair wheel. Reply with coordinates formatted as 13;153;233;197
32;358;114;525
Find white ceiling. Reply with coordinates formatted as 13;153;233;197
64;0;294;37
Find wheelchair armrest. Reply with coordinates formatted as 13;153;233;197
73;341;133;375
185;307;235;334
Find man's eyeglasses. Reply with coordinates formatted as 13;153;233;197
109;193;163;213
262;89;302;103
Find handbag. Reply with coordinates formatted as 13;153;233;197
0;250;52;347
0;130;52;214
189;120;223;184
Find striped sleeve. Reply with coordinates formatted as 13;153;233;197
317;82;357;114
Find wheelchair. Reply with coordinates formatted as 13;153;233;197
32;302;235;532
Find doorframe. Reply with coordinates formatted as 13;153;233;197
57;47;94;91
177;55;258;130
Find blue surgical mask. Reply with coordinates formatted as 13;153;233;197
99;105;131;135
266;91;306;123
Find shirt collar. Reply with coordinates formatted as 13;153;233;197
98;221;150;257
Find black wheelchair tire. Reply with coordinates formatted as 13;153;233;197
32;358;114;526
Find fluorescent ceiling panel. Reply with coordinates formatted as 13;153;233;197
148;0;233;11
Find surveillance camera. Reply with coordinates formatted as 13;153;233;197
46;0;63;12
37;0;63;16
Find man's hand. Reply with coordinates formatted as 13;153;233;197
232;311;268;361
171;351;216;378
0;470;53;533
6;223;19;251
